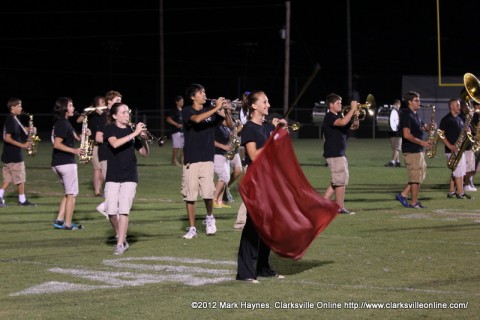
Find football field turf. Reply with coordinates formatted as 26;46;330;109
0;138;478;319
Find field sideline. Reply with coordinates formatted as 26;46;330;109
0;138;479;320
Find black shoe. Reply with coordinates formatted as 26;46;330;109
257;269;280;277
395;162;401;167
223;188;234;203
459;193;473;199
18;200;37;207
385;162;394;167
409;202;426;209
339;207;355;215
53;220;64;229
62;223;83;230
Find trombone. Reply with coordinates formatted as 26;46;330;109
342;94;376;120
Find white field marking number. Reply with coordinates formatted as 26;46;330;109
10;256;236;296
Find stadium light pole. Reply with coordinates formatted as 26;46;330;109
283;1;291;116
159;0;165;137
346;0;353;101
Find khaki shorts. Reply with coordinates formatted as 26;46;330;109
171;132;184;149
104;181;137;215
445;153;466;178
390;137;402;152
326;156;349;186
181;161;215;201
2;162;26;184
92;145;102;170
214;154;230;183
230;153;242;170
403;152;427;183
464;150;475;172
51;163;79;196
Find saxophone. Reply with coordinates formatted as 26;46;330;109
79;116;94;164
225;119;241;160
26;114;41;157
425;105;439;158
447;109;474;170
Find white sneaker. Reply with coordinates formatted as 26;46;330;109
96;202;108;219
113;244;125;255
182;227;197;239
205;217;217;235
464;185;477;192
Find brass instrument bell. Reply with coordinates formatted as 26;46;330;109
463;73;480;105
342;94;375;120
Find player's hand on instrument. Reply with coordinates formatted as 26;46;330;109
351;100;359;111
134;122;146;135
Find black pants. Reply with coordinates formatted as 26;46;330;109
236;213;276;280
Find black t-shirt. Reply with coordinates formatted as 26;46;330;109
104;124;143;183
1;114;26;163
399;108;425;153
214;124;231;155
458;112;472;151
51;118;76;166
322;112;351;158
96;112;109;161
182;105;224;164
168;107;183;134
240;121;275;166
439;113;463;154
472;112;480;140
472;112;480;128
88;112;104;141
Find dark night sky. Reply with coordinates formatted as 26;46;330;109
1;0;478;121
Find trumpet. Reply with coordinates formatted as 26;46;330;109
289;121;301;131
129;122;167;147
207;98;242;110
82;106;107;115
342;94;375;120
266;117;301;132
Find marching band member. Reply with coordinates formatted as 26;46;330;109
0;98;37;207
51;97;84;230
213;107;233;209
236;90;287;283
181;83;226;239
166;95;184;166
439;98;473;200
322;93;359;215
396;91;431;209
384;99;402;167
103;103;149;255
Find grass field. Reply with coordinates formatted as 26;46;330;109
0;138;479;320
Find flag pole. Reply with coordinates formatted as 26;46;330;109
283;63;321;119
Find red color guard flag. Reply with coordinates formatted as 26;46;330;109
239;127;340;260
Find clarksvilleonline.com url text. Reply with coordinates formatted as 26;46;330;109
191;301;469;310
